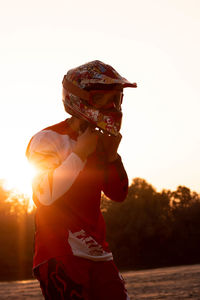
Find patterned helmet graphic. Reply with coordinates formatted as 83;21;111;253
62;60;137;135
64;60;137;89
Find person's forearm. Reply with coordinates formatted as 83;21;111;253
103;156;128;202
33;152;85;205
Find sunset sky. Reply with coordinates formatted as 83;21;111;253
0;0;200;196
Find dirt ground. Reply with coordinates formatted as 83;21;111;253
123;264;200;299
0;264;199;299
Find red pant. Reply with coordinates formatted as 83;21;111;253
34;255;129;300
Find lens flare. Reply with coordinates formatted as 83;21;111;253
3;159;37;210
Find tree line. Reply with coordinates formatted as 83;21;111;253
0;178;200;280
0;180;35;280
103;178;200;270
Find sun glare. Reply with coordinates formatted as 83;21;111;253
3;159;37;210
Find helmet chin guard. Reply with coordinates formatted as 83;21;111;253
62;60;137;135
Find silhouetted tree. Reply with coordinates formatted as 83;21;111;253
103;178;200;269
0;180;35;280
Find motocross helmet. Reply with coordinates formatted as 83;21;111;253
62;60;137;136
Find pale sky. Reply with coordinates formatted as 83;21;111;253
0;0;200;195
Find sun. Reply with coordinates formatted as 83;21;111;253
3;158;37;210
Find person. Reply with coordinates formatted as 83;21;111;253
26;60;137;300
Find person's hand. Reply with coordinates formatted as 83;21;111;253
100;133;122;162
73;127;99;162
